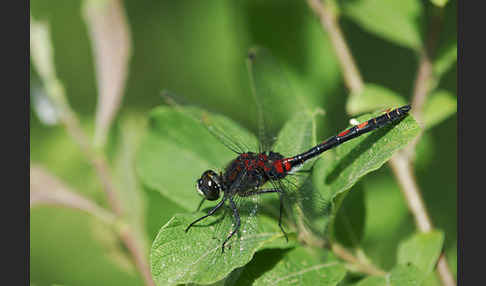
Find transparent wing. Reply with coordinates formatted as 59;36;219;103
162;89;258;154
246;47;303;152
197;181;287;255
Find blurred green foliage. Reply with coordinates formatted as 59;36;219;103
30;0;456;285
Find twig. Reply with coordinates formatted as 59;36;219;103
30;164;117;225
119;226;155;286
331;243;387;277
30;17;155;286
54;76;156;286
83;0;132;147
62;111;124;217
307;1;455;285
307;0;364;94
388;154;432;232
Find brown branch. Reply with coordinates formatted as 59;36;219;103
53;91;155;286
388;154;432;232
307;1;455;285
83;0;132;147
30;164;117;225
119;226;155;286
307;0;364;94
331;243;387;277
410;54;433;126
61;111;124;217
30;17;155;286
49;103;155;286
437;253;456;286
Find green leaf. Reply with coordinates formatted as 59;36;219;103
341;0;424;50
430;0;449;8
269;109;345;245
237;247;346;286
150;213;292;285
112;115;150;254
388;264;425;286
346;84;407;116
332;182;366;247
31;207;142;286
354;275;387;286
397;231;444;276
354;264;425;286
422;90;456;129
308;112;420;236
414;132;435;170
136;106;258;212
434;43;456;78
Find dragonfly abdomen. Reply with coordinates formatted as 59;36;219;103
285;105;411;168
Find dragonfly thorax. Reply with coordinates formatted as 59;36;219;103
221;151;288;194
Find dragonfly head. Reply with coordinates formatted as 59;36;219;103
196;170;222;201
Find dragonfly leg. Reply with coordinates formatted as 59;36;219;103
195;197;206;212
278;193;288;242
239;188;288;242
185;198;225;232
239;188;282;197
222;197;240;253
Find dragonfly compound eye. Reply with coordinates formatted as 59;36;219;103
196;170;221;201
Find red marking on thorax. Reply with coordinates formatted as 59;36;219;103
244;159;257;170
258;153;268;160
257;160;265;168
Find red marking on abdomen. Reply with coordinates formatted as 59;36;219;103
245;159;257;170
283;158;291;171
357;121;368;129
244;160;250;168
338;129;351;137
274;160;284;173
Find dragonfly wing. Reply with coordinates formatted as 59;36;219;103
246;47;304;152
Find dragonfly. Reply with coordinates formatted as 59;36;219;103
185;99;411;253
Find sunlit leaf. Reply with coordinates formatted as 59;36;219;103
422;90;456;130
237;247;346;286
397;231;444;276
430;0;449;8
332;182;366;247
354;275;387;286
150;213;291;285
388;264;425;286
346;84;407;116
136;106;258;212
308;112;420;235
112;115;150;255
434;43;456;78
247;46;308;150
341;0;424;50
